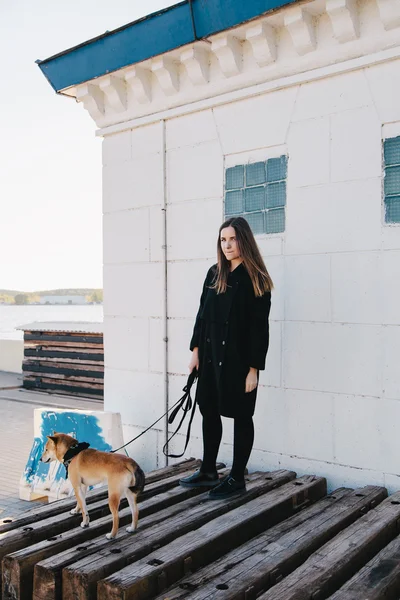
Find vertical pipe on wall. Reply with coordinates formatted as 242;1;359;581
161;119;169;465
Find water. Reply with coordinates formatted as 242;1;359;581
0;305;103;340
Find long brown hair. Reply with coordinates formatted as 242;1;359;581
213;217;273;296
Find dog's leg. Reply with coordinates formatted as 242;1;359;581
70;483;88;515
74;484;90;528
70;502;81;516
125;488;139;533
106;492;120;539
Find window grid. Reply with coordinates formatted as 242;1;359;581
384;136;400;224
225;156;287;235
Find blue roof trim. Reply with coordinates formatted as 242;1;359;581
38;3;193;92
38;0;297;93
192;0;294;37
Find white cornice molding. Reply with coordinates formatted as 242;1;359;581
98;75;127;113
152;57;180;95
180;42;211;85
246;22;277;67
125;66;152;104
76;83;105;121
376;0;400;29
71;0;400;128
284;6;316;55
326;0;359;42
96;45;400;137
211;34;243;78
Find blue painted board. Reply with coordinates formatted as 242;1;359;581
23;412;111;484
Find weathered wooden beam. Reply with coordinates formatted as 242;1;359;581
328;533;400;599
23;361;104;373
24;356;105;367
24;349;104;361
3;481;217;600
61;471;298;600
258;490;400;600
21;386;103;401
24;341;103;349
97;475;326;600
24;334;103;344
22;367;104;384
23;387;104;401
24;344;103;353
23;376;103;387
24;330;102;337
23;379;104;397
151;485;387;600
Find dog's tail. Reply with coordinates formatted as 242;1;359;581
129;464;145;495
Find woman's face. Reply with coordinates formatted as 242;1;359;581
220;226;240;261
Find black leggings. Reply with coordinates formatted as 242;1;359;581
201;412;254;482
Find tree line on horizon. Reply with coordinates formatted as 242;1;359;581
0;289;103;305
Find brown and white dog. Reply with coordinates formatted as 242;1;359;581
40;433;145;539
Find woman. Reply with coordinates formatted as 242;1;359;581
180;216;272;499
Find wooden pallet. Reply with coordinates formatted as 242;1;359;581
1;458;400;600
22;330;104;400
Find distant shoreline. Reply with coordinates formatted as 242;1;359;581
0;288;103;295
0;289;103;306
0;302;103;306
0;304;104;341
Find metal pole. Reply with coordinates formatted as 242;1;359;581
161;119;169;465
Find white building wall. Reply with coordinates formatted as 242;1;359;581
0;339;24;373
103;122;167;471
101;25;400;490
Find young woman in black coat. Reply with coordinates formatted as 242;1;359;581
180;216;273;499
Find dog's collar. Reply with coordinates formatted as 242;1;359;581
63;442;90;478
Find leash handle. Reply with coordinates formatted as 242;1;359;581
163;369;198;459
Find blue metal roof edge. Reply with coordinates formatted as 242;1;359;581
38;0;297;93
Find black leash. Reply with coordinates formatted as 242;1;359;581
162;368;198;458
110;370;198;456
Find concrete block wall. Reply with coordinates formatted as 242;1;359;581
103;57;400;490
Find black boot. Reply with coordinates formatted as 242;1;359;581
208;476;246;499
179;469;219;488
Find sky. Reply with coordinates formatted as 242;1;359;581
0;0;176;292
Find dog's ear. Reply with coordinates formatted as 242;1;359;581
47;435;58;444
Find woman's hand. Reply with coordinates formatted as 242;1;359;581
189;348;199;373
245;367;258;393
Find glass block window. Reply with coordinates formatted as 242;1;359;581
225;156;287;235
384;136;400;224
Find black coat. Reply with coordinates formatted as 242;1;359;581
190;263;271;418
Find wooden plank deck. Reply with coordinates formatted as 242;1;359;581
1;459;400;600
